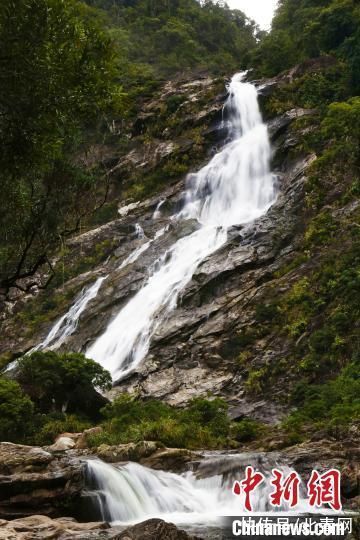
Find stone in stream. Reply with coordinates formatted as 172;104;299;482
49;436;77;452
94;441;162;463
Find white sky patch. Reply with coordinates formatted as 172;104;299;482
226;0;278;30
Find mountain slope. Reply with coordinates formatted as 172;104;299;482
2;62;358;451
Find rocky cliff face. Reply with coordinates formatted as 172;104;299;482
0;72;320;424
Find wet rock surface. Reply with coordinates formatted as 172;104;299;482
100;151;316;420
140;447;201;473
93;441;163;464
0;443;84;520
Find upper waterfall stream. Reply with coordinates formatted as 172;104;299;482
86;73;277;380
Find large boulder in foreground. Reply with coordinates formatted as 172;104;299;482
115;519;201;540
0;443;84;519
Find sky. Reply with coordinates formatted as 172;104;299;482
226;0;278;30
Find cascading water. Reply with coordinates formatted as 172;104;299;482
29;223;155;353
87;73;276;379
85;457;314;526
118;225;167;270
31;276;107;352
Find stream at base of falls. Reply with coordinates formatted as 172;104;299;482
83;453;321;535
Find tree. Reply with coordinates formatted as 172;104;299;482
83;0;259;76
0;0;122;294
16;351;112;417
253;0;360;88
0;378;34;442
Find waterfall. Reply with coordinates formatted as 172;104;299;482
28;222;170;356
85;457;313;525
87;73;276;380
152;199;165;219
31;276;107;352
117;226;167;270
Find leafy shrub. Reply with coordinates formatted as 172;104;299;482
88;395;234;449
16;351;111;419
231;419;263;443
255;303;280;324
283;357;360;440
0;378;34;442
245;368;267;395
166;95;186;114
32;414;92;446
305;212;337;247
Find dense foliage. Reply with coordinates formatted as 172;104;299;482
0;374;263;447
0;352;111;444
0;379;34;441
0;0;121;293
86;394;260;449
89;394;230;448
254;0;360;95
16;351;112;414
1;0;359;451
237;89;360;445
84;0;258;80
285;358;360;441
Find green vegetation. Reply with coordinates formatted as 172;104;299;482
284;357;360;441
86;394;255;449
84;0;259;80
231;418;265;443
0;379;34;442
254;0;360;96
306;96;360;209
1;355;268;450
0;0;122;294
16;351;112;414
0;352;111;444
244;213;359;436
33;414;92;446
87;395;231;449
264;64;352;118
238;89;360;441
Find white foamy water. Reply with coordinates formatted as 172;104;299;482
87;73;276;379
152;199;165;219
85;458;314;525
32;276;107;352
117;225;167;270
28;223;169;355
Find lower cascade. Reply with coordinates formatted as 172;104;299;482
86;73;277;380
85;457;313;525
